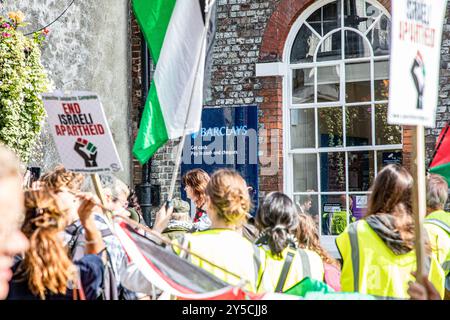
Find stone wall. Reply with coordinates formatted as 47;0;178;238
2;0;132;183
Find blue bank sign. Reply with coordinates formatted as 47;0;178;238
181;105;259;214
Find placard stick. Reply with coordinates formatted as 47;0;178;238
90;173;111;220
411;125;426;284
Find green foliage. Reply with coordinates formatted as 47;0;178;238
0;13;52;162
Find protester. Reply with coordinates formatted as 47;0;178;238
0;145;29;300
254;192;324;293
425;174;450;299
296;213;341;291
41;166;137;299
103;176;131;218
336;164;445;299
297;194;312;215
7;190;105;300
182;169;212;231
162;198;193;240
154;169;264;293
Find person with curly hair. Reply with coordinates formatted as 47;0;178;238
7;190;106;300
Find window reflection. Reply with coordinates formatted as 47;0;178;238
290;109;315;149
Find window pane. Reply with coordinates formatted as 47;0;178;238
320;152;346;191
321;194;347;235
346;105;372;146
374;60;389;100
350;194;368;220
317;65;340;102
319;107;343;147
290;109;315;149
365;1;381;19
307;1;340;37
344;0;377;34
293;154;318;192
345;62;371;103
377;150;403;172
317;32;342;61
345;30;371;59
348;151;374;191
290;25;320;63
366;14;390;56
375;104;402;145
294;194;319;224
292;68;314;104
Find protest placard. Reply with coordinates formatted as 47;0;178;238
42;91;123;173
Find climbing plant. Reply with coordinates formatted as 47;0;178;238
0;11;52;162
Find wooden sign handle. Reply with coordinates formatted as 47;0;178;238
411;125;426;284
90;173;111;220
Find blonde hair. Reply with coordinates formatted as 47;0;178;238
22;190;76;299
40;165;84;192
205;169;251;227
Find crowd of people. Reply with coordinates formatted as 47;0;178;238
0;143;449;300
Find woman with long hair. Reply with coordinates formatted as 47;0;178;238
182;169;211;231
255;192;324;293
154;169;264;293
336;164;445;299
296;213;341;291
7;190;106;300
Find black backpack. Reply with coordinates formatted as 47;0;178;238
65;217;119;300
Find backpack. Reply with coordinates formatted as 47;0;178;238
65;216;119;300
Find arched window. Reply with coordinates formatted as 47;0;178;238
284;0;401;252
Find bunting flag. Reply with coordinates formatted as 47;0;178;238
429;123;450;184
112;216;273;300
131;0;216;164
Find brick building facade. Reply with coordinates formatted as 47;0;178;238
129;0;450;248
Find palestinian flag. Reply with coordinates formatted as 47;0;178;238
429;123;450;184
132;0;216;164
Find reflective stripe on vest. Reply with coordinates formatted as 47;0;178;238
275;250;295;292
298;248;312;278
348;221;360;292
425;219;450;235
252;244;262;288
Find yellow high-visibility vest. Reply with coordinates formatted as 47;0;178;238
172;229;265;293
256;245;324;293
336;220;445;299
425;210;450;291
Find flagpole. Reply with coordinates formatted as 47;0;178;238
167;0;216;203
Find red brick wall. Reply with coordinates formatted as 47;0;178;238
257;0;399;196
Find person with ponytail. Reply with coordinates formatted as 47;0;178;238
336;164;446;299
154;169;265;293
254;192;324;293
7;190;106;300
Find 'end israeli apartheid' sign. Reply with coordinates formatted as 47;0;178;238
42;91;123;173
388;0;448;128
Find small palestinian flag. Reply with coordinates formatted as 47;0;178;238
429;123;450;184
131;0;216;164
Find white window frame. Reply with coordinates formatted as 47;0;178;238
282;0;400;256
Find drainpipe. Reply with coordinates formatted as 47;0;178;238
137;32;153;226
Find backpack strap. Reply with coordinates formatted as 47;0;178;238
297;248;312;278
275;249;295;293
425;219;450;234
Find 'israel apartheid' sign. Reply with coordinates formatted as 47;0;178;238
42;91;123;173
388;0;448;127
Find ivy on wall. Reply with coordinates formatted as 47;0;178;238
0;11;52;162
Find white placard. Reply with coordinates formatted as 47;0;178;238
388;0;448;127
42;91;123;173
